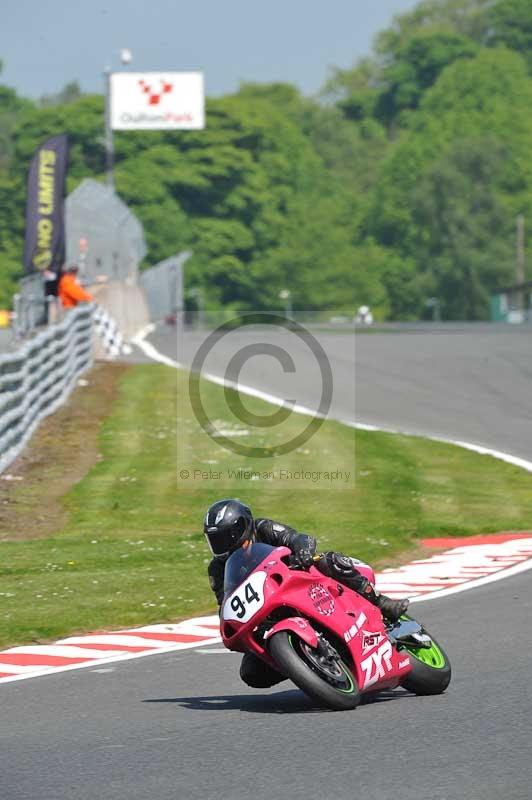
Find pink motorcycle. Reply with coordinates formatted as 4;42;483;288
221;543;451;710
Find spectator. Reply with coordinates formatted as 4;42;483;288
58;265;93;309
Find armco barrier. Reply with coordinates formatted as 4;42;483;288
0;304;93;474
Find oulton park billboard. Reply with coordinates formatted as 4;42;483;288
110;72;205;130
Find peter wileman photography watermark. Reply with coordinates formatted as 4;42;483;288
179;467;353;484
178;311;356;487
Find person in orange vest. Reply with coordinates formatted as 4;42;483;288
58;265;94;309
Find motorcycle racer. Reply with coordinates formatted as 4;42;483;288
204;498;409;688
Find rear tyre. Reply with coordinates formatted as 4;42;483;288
401;633;451;695
268;631;360;711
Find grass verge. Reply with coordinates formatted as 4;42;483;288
0;362;531;648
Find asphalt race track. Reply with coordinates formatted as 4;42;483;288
166;323;532;462
3;325;532;800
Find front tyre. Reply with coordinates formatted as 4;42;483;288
401;633;451;696
268;631;360;711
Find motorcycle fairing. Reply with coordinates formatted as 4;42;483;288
220;543;412;692
263;616;319;649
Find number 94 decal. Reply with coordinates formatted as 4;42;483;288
222;572;267;623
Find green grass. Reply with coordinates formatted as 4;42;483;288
1;363;531;648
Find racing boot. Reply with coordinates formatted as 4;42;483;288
376;593;410;623
356;576;409;623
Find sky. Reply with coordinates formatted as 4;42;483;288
2;0;419;100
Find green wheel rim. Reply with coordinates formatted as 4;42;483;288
406;640;446;669
288;634;356;694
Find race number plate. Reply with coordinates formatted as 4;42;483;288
222;571;267;623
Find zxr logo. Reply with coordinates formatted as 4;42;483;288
360;639;393;688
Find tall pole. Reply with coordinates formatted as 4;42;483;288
103;66;114;192
279;288;292;319
516;214;525;285
516;214;525;315
286;293;292;319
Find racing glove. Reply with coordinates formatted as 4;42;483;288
291;533;317;569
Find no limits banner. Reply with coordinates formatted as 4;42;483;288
23;134;69;276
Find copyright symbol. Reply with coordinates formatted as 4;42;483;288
180;470;190;480
188;313;333;458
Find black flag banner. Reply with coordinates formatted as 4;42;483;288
23;134;69;275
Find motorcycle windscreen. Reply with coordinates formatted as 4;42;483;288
223;543;276;595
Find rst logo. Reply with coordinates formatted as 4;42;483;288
361;630;383;654
360;639;393;688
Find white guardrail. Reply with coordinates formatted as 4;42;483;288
0;304;93;474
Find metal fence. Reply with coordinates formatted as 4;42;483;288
139;251;190;321
0;304;93;474
11;273;53;340
6;179;146;344
7;273;74;348
65;178;147;284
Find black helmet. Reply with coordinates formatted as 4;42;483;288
204;499;254;558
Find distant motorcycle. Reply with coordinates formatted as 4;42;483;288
221;543;451;710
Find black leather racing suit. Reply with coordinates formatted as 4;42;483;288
207;518;376;689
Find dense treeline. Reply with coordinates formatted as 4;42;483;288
1;0;532;319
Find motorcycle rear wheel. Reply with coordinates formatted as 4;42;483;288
401;633;451;695
268;631;360;711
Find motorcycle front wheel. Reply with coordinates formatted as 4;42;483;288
268;631;360;711
401;631;452;695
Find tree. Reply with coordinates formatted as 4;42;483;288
370;48;532;255
0;73;34;168
40;81;83;108
374;0;493;56
0;169;25;301
411;138;514;319
374;31;478;126
488;0;532;71
323;1;488;130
